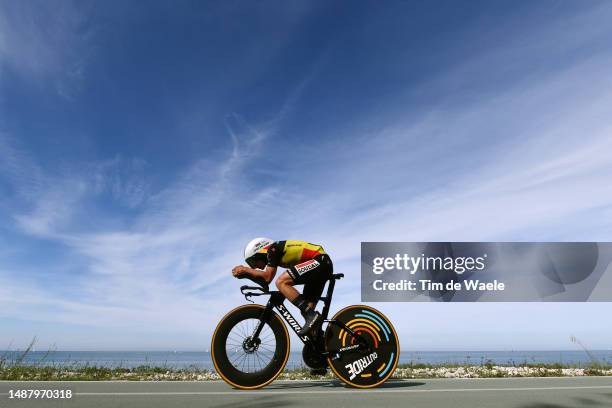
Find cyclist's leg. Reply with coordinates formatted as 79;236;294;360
291;255;333;335
276;270;318;334
303;254;333;308
276;255;333;304
275;271;302;303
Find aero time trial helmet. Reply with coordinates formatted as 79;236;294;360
244;237;273;268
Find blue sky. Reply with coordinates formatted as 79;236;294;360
1;0;612;351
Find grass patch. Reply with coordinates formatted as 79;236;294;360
1;362;610;381
1;340;610;381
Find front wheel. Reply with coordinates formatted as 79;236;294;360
211;304;290;389
325;305;399;388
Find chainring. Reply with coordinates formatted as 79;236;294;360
302;342;328;370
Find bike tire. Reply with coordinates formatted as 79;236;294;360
211;304;290;389
325;305;399;388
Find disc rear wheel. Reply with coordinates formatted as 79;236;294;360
325;305;399;388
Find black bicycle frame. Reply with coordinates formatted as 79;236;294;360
240;274;369;358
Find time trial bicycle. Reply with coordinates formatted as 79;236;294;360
211;273;399;389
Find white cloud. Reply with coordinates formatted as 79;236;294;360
0;111;283;348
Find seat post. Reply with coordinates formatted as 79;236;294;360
321;278;336;319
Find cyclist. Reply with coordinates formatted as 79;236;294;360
232;238;333;336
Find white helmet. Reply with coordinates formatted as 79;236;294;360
244;237;273;268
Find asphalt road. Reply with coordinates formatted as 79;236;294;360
1;377;611;408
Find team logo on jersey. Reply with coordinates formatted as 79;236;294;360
294;259;320;276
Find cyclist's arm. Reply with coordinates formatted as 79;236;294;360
233;265;277;283
248;265;277;283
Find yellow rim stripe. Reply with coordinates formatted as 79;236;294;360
347;320;382;341
339;318;376;339
339;319;383;346
345;318;381;332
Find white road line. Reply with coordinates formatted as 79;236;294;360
2;385;611;397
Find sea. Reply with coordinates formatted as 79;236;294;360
2;350;611;370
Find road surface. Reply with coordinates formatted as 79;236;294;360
1;376;611;407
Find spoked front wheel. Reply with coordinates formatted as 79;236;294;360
325;305;399;388
211;304;290;389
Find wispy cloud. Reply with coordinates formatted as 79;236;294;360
0;1;92;99
0;108;285;348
